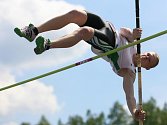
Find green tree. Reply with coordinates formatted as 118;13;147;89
67;115;84;125
21;123;30;125
130;97;167;125
37;115;50;125
108;101;130;125
160;103;167;125
85;110;106;125
58;119;64;125
20;98;167;125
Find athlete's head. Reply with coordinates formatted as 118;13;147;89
140;52;159;70
133;52;159;70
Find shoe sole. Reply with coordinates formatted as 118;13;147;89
34;36;45;55
14;28;33;42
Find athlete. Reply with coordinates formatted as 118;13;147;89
14;9;159;121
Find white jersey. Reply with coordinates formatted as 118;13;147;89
91;30;137;74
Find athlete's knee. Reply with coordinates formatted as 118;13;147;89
76;26;94;41
67;9;87;26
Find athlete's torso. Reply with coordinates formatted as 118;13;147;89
91;30;137;74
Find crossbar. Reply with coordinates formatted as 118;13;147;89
0;30;167;92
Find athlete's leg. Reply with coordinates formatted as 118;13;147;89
14;9;88;42
34;26;94;54
37;9;88;33
50;26;94;48
81;12;106;29
82;12;116;48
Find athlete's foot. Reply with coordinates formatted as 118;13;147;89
14;24;38;42
34;36;51;55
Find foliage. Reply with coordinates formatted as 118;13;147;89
108;101;130;125
37;115;51;125
20;98;167;125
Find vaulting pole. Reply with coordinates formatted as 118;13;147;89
135;0;143;125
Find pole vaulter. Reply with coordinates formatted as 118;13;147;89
0;30;167;92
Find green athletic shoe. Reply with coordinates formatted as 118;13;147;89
34;36;51;55
14;24;37;42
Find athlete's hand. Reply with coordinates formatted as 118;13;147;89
134;109;146;121
133;28;142;39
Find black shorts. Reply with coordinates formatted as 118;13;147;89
81;11;116;51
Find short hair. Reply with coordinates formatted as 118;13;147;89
151;52;160;68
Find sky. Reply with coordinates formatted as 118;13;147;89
0;0;167;125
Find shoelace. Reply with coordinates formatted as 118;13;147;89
44;39;51;50
21;26;33;38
